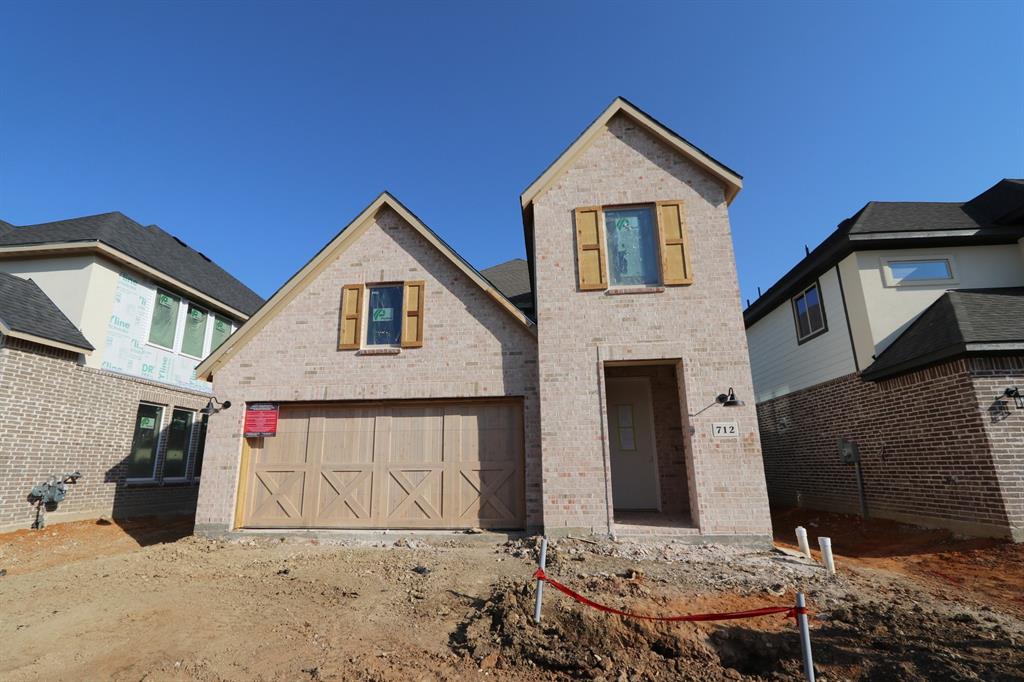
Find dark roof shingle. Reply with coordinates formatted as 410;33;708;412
861;287;1024;380
0;272;94;351
0;212;263;316
481;258;533;316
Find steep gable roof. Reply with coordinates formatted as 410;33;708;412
520;97;743;209
861;287;1024;380
0;212;263;316
0;272;94;353
196;192;535;380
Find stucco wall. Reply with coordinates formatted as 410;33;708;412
531;113;771;537
854;244;1024;361
194;206;540;532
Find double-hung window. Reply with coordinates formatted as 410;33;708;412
162;409;194;479
365;285;404;347
573;200;692;291
792;282;827;343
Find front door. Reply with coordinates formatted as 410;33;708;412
606;377;661;511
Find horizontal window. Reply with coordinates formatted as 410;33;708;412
792;282;827;343
882;257;956;286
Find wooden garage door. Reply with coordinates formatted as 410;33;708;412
239;400;525;529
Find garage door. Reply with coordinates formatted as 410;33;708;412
237;400;525;530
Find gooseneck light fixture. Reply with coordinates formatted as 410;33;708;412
690;387;745;417
201;397;232;416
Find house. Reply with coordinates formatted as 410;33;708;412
745;179;1024;541
0;212;262;530
192;98;772;542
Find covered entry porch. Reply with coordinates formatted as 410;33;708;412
602;361;698;537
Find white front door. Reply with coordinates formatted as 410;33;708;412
606;377;661;511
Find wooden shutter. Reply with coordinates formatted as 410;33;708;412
656;201;693;285
574;206;607;290
338;284;364;350
401;281;425;348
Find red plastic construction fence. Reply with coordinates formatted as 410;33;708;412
534;568;806;623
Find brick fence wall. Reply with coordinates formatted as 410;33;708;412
0;334;208;531
757;356;1024;540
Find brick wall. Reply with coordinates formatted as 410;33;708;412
194;205;540;532
532;113;771;537
0;333;208;531
757;356;1024;540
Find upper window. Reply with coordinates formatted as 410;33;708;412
148;288;235;358
149;290;180;349
604;207;660;286
792;282;827;343
574;201;692;291
181;303;209;358
366;284;404;347
881;257;956;287
339;281;425;350
210;314;233;351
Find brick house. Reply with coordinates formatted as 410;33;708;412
193;98;772;542
744;179;1024;541
0;213;262;530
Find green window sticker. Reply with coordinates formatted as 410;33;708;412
372;307;394;322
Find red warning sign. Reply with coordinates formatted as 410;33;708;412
243;403;279;437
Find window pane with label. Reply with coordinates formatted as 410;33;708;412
127;404;163;478
210;315;233;351
163;409;193;478
605;207;660;286
181;304;208;357
149;291;180;348
366;285;403;346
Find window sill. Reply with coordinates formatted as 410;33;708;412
124;478;198;488
356;348;402;356
605;287;665;296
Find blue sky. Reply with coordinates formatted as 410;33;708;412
2;1;1022;306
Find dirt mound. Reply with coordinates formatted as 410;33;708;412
453;575;808;681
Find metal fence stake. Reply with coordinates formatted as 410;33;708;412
796;592;815;682
533;536;548;624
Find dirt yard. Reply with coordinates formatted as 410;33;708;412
1;510;1022;681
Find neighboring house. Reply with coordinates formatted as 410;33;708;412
0;212;262;530
192;98;772;542
745;179;1024;541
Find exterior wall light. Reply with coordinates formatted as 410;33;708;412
690;387;745;417
716;387;745;407
201;397;232;416
1004;387;1023;409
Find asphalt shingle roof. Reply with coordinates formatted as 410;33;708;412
481;258;533;316
0;272;93;351
861;287;1024;380
0;212;263;316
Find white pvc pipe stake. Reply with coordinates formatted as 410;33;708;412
533;536;548;623
818;536;836;575
795;526;812;559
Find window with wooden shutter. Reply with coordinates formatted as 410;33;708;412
574;206;608;290
401;280;425;348
338;284;363;350
656;200;693;285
